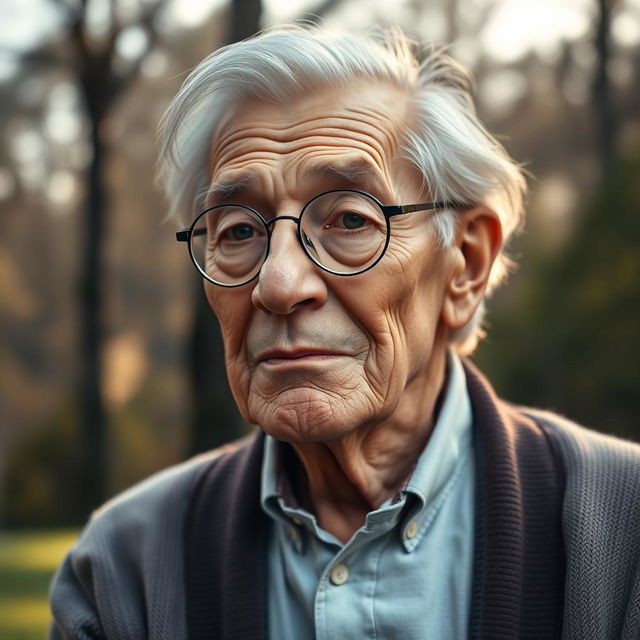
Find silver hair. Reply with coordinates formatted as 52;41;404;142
158;24;526;354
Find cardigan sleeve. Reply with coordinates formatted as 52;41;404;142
48;454;219;640
49;549;106;639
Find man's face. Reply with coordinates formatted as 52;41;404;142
204;82;459;443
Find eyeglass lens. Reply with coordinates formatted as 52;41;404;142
189;191;388;286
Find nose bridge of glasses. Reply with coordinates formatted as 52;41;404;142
264;214;307;260
265;214;300;230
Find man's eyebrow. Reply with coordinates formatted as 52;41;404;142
205;171;259;203
309;160;386;194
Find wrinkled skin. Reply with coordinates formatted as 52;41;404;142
203;82;501;541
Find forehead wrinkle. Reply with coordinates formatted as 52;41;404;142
211;129;389;175
209;120;287;178
211;105;403;169
211;114;369;166
287;136;388;173
217;108;391;141
345;105;404;156
212;130;393;195
212;121;380;171
284;124;399;181
210;79;410;161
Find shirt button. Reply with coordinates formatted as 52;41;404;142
405;519;419;540
329;563;349;585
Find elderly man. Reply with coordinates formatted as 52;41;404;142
50;25;640;639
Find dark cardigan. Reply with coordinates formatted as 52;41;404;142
184;361;566;640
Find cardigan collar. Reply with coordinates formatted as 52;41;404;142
464;360;565;639
185;359;565;639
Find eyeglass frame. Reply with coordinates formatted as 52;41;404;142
176;188;470;288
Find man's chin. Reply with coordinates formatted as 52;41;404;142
249;390;369;444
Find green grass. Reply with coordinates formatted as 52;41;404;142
0;530;79;640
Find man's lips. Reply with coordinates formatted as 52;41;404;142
257;348;350;364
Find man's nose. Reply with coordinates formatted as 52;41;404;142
251;219;328;315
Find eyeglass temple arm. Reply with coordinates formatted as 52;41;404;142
176;228;207;242
384;201;469;218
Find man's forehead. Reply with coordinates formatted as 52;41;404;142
207;82;413;200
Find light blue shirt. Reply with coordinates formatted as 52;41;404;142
260;352;475;639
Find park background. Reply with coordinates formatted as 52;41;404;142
1;0;639;636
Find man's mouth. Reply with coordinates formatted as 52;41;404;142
258;348;349;365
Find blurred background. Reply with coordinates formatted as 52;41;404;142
0;0;639;633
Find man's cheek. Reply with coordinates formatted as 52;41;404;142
225;359;253;418
217;311;251;361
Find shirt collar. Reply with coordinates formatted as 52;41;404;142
260;433;285;515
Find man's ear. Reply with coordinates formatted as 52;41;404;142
442;206;502;330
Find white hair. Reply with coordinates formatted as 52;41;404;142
158;24;526;354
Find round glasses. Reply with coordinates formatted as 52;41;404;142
176;189;465;287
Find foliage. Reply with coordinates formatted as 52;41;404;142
4;402;85;527
4;368;192;527
475;150;640;441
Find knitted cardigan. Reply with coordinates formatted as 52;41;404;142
49;362;640;639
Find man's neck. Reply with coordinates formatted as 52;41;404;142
289;348;448;544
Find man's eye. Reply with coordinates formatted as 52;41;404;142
226;224;255;241
339;212;367;229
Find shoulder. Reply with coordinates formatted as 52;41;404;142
50;434;260;639
522;408;640;522
80;432;259;556
524;408;640;486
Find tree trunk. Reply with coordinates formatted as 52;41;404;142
78;116;107;518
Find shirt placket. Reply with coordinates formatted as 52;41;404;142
311;504;406;640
